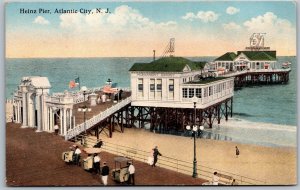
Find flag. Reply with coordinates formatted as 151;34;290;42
75;77;80;85
69;80;76;88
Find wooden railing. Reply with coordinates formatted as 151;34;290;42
65;96;132;140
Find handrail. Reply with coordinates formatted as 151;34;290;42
65;96;132;140
223;68;291;77
83;137;266;185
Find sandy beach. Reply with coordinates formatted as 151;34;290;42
96;126;297;185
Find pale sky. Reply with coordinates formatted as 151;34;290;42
5;1;297;58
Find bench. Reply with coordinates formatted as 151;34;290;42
217;173;233;185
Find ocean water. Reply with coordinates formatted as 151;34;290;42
5;56;297;147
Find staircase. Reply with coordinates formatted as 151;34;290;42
65;96;132;140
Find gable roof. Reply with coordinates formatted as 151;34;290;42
129;57;206;72
237;51;276;61
215;52;237;61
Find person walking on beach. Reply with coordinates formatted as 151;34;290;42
235;146;240;158
231;179;238;185
147;149;154;165
127;162;135;185
212;172;219;185
152;146;162;167
101;162;109;186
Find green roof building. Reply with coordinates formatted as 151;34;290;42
212;50;277;72
129;56;234;109
129;57;206;72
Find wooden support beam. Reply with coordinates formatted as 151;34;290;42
225;101;228;121
217;105;221;124
121;109;124;133
230;97;233;117
109;116;112;138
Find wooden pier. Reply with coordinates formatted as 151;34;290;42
222;69;291;89
71;96;233;140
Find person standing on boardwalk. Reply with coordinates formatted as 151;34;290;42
93;153;101;175
54;124;59;135
101;162;109;186
152;146;162;167
74;145;81;166
235;146;240;158
127;162;135;185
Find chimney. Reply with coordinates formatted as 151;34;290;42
153;50;156;61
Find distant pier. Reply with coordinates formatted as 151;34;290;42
221;68;291;89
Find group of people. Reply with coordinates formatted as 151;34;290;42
147;146;162;167
97;93;107;104
63;141;135;186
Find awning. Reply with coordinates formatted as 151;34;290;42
103;85;118;94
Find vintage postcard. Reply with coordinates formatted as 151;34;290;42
5;0;296;186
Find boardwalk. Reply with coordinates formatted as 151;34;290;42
6;123;207;186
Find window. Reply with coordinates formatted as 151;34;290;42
169;79;174;92
138;79;143;91
138;84;143;91
156;84;162;91
182;88;188;98
150;79;155;91
209;87;213;96
189;88;194;98
156;79;162;91
195;88;202;98
150;84;155;91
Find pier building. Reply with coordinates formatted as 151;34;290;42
129;56;234;132
209;33;291;87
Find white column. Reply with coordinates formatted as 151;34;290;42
63;108;67;136
14;102;17;123
60;108;63;135
16;101;19;123
73;116;75;129
36;95;42;132
18;101;22;123
69;109;73;130
27;92;35;128
21;92;28;128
